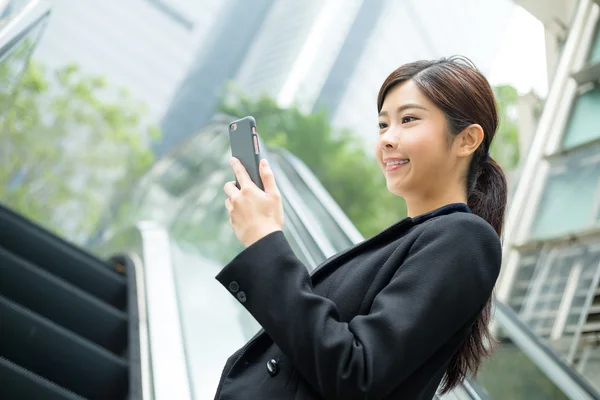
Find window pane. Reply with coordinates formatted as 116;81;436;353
562;86;600;149
531;153;600;239
588;23;600;64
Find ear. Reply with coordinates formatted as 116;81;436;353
454;124;484;158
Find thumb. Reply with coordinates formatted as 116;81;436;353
259;158;279;195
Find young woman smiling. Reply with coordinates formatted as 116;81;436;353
217;56;506;400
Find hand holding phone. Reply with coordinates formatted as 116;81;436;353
228;116;264;191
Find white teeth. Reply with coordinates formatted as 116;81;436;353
386;160;409;166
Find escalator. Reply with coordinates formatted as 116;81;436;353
0;205;142;400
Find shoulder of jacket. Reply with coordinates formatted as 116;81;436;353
415;212;500;248
425;211;495;232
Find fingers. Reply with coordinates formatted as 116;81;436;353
259;159;280;196
230;158;253;188
225;197;233;213
224;181;240;198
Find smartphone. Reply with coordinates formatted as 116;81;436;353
228;116;264;191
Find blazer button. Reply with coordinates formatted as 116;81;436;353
228;281;239;293
266;359;279;376
236;291;247;303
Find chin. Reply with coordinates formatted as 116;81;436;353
386;181;406;197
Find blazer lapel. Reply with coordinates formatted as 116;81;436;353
309;203;470;284
310;217;414;283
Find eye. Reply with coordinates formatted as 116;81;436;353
378;122;388;129
401;116;418;124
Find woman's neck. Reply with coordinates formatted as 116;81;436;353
405;191;468;218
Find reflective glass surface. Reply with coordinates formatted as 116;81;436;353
588;23;600;64
531;143;600;239
477;335;569;400
562;86;600;149
0;12;47;119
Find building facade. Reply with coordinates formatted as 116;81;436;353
31;0;227;131
497;0;600;391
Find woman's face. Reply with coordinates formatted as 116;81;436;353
375;80;459;199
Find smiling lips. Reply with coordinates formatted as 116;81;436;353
383;157;409;171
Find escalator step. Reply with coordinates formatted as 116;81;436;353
0;205;127;310
0;356;85;400
0;247;128;355
0;296;128;399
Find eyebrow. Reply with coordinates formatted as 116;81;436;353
378;103;428;117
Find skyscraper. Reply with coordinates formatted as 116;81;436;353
31;0;228;130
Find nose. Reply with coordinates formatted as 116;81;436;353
379;128;398;149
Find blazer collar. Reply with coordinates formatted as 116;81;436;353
410;202;471;225
309;203;471;282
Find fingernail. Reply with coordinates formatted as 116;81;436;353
261;159;268;167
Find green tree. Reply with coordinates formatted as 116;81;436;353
492;84;521;169
0;51;160;243
219;91;407;238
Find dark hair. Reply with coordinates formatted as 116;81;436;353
377;56;508;393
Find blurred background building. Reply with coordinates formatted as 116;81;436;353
497;0;600;390
31;0;514;155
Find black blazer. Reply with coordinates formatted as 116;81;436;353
214;203;501;400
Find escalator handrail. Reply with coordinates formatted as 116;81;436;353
494;301;600;400
274;147;365;245
94;222;194;400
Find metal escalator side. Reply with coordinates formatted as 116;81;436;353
0;203;143;399
274;147;600;400
94;222;193;400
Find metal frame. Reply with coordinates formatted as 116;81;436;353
95;223;193;400
0;0;51;54
568;257;600;362
127;251;154;400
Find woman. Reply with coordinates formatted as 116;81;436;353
218;56;506;400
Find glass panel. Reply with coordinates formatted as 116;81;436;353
531;150;600;238
577;345;600;394
170;241;256;400
0;0;35;31
588;23;600;64
562;87;600;149
477;335;569;399
270;150;355;252
0;17;47;120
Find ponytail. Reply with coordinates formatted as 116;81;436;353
441;153;508;393
467;154;508;237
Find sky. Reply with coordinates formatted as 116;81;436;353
489;5;549;97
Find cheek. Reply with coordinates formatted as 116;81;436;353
403;128;446;163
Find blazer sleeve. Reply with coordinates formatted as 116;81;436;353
215;216;502;399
